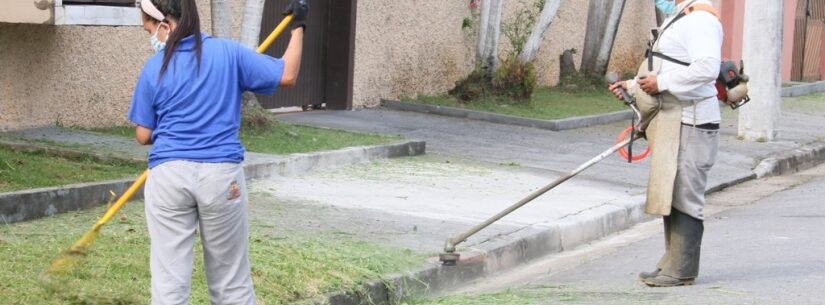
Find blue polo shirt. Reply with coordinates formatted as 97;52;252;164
128;34;284;168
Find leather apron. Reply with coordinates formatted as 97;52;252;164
631;41;683;217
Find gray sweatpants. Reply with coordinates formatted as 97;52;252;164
672;125;719;220
145;161;256;305
657;125;719;279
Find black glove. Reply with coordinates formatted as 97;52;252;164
283;0;308;30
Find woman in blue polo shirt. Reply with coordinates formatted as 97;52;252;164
129;0;307;303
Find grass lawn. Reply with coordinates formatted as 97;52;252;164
0;200;426;305
0;146;144;193
782;92;825;114
405;87;628;120
90;123;400;155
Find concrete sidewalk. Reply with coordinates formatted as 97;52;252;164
270;93;825;303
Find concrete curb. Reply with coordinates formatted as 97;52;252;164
318;140;825;305
244;140;426;180
0;140;426;224
781;80;825;97
752;141;825;178
381;99;633;131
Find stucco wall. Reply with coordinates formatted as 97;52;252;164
1;0;53;24
352;0;476;108
352;0;658;108
2;0;667;129
0;0;212;131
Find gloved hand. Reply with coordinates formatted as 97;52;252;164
283;0;309;30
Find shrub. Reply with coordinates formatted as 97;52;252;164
449;69;489;102
493;55;536;103
241;93;278;132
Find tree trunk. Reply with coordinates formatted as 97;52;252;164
592;0;625;77
478;0;503;80
580;0;609;74
580;0;625;78
558;48;577;79
210;0;232;38
240;0;266;48
580;0;625;77
239;0;266;110
518;0;562;64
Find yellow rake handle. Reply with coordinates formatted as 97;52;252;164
95;170;148;227
257;14;293;53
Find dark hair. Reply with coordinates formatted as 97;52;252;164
148;0;202;77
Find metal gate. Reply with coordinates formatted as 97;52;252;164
256;0;356;110
792;0;825;81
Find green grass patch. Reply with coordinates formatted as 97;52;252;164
88;124;400;155
406;86;627;120
0;146;144;193
0;201;425;305
782;92;825;114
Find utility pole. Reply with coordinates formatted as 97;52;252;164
738;0;783;141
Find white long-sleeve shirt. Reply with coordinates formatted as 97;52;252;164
630;0;724;125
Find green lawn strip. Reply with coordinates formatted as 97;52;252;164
0;146;144;193
88;124;400;155
0;201;426;305
405;87;627;121
782;92;825;113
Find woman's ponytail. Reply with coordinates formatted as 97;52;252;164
154;0;202;77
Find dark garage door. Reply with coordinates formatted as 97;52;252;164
256;0;355;110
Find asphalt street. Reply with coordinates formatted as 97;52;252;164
443;163;825;305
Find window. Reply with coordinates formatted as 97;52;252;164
55;0;141;26
63;0;137;7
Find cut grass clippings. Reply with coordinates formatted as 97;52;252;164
407;285;668;305
89;123;400;156
407;287;554;305
0;201;425;305
406;86;628;121
0;146;144;193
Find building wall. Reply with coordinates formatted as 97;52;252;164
2;0;660;129
0;0;53;24
783;0;798;81
721;0;822;82
352;0;658;108
0;0;213;131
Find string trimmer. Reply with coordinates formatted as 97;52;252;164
439;72;646;265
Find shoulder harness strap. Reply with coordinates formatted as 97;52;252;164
648;2;721;69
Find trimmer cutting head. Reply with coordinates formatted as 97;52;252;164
439;252;460;266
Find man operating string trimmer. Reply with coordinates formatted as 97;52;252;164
609;0;728;287
439;0;750;280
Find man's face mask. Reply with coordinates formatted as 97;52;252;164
655;0;677;15
150;23;167;52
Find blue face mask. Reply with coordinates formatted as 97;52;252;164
655;0;677;15
150;23;167;53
